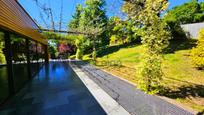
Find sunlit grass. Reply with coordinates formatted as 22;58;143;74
84;40;204;112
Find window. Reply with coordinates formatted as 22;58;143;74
10;34;29;92
0;31;9;103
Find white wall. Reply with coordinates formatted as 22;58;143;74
181;22;204;39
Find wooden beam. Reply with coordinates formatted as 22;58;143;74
40;29;91;35
0;0;47;44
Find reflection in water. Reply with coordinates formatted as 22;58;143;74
0;66;9;104
0;61;107;115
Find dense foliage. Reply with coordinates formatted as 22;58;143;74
122;0;170;94
164;0;204;39
75;35;85;59
68;4;83;29
165;1;204;24
191;29;204;69
43;32;76;59
109;17;140;45
0;33;6;64
68;0;108;60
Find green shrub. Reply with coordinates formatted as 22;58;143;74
164;18;187;39
0;42;6;64
76;49;83;60
69;55;76;59
122;0;170;94
191;29;204;69
75;35;85;60
0;53;6;64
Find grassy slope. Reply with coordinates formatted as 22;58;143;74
86;40;204;112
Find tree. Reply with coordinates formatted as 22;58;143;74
79;0;108;61
75;35;89;60
164;0;204;24
68;0;108;61
111;17;139;45
80;0;107;29
164;1;204;39
122;0;170;94
112;17;127;44
191;29;204;69
200;2;204;12
106;17;116;44
68;4;83;29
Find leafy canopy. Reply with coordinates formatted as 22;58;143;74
68;0;108;60
110;16;139;45
68;4;83;29
164;0;204;24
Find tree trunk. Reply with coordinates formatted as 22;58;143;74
92;36;96;64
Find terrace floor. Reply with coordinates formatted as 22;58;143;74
0;62;106;115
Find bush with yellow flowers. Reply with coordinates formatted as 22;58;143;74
191;29;204;69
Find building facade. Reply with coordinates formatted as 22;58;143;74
0;0;48;105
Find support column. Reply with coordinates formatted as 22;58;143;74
44;45;49;64
4;31;15;95
35;42;39;70
26;39;31;79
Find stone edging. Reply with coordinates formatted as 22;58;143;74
70;64;131;115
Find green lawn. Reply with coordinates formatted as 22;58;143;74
84;39;204;112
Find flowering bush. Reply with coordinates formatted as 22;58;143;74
191;29;204;69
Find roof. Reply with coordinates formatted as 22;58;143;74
0;0;47;44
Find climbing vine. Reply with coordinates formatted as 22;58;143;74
122;0;170;94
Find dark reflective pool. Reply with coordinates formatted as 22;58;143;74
0;65;9;104
0;62;106;115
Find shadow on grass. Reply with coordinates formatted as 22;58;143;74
197;110;204;115
164;39;197;54
97;43;141;58
159;84;204;99
159;84;204;113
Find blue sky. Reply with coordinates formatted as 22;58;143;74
18;0;202;30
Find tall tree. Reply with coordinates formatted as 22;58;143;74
68;4;83;30
164;0;204;24
164;1;204;39
68;4;85;60
122;0;170;94
79;0;108;61
80;0;107;28
111;17;139;44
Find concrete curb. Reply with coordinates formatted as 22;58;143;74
70;64;131;115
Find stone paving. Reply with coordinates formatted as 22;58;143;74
0;62;106;115
70;64;130;115
71;61;194;115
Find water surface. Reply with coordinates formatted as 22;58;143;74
0;62;106;115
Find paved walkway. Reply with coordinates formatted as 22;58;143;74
70;64;130;115
71;61;194;115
